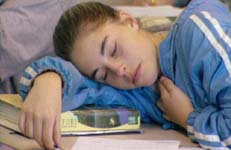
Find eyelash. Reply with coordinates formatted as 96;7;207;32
103;42;117;81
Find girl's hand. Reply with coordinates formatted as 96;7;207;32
18;72;62;149
157;76;194;128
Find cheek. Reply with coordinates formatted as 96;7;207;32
142;61;158;85
120;44;142;61
126;41;151;57
108;75;133;89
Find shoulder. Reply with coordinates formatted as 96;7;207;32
177;0;231;29
174;2;231;74
175;0;231;54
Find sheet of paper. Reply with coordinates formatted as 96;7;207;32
71;137;180;150
116;6;183;17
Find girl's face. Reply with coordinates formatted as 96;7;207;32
71;15;160;89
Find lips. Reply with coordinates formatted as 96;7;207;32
132;63;141;84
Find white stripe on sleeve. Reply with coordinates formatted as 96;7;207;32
190;14;231;78
188;13;231;148
19;77;31;86
200;144;230;150
201;11;231;50
25;66;37;78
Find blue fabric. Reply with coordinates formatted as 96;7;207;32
160;0;231;149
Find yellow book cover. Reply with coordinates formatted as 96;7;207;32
0;94;142;135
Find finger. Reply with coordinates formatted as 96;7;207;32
34;115;44;147
156;100;165;112
53;116;61;149
24;112;34;138
158;81;167;94
158;81;169;100
18;111;26;134
160;76;175;93
42;118;55;150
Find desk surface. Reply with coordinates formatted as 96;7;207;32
0;123;199;150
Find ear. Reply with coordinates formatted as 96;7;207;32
118;11;139;30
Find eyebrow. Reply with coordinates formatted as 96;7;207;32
90;35;108;80
101;35;108;55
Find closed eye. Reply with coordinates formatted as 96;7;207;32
111;42;117;56
103;42;116;81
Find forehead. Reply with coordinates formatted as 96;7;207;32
71;22;112;76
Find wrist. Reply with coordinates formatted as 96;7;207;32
32;72;62;102
181;108;194;129
34;72;62;85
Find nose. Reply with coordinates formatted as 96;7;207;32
106;60;130;78
117;64;127;76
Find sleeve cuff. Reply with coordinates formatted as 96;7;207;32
18;56;85;102
186;110;200;140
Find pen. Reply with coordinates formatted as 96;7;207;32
54;145;60;150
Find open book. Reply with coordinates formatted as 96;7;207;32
0;94;142;135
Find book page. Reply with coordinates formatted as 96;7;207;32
71;137;180;150
0;94;22;108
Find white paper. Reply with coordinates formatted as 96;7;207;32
116;6;183;17
71;137;180;150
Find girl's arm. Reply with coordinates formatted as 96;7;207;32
160;2;231;148
18;72;62;149
18;56;87;149
158;76;194;129
183;5;231;149
159;75;231;149
18;56;84;106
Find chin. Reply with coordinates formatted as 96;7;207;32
115;84;137;90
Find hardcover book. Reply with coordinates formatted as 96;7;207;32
0;94;142;135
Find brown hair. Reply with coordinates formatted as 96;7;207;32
53;1;119;61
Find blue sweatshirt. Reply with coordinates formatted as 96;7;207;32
160;0;231;149
18;0;231;149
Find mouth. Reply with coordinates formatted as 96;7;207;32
132;63;141;84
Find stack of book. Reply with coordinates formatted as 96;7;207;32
0;94;142;135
